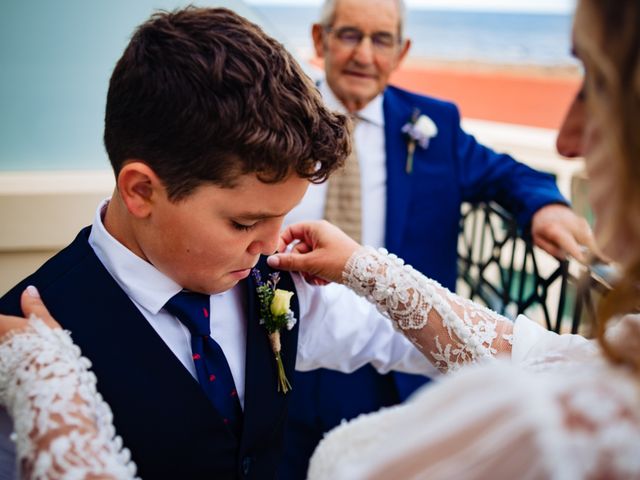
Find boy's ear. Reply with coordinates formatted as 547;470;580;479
117;161;164;219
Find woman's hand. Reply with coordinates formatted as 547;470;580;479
267;220;361;284
0;286;60;338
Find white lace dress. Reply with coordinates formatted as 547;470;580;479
0;318;137;479
1;248;639;479
308;247;640;480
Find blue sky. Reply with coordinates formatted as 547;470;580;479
245;0;575;14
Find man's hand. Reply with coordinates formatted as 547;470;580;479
530;204;598;263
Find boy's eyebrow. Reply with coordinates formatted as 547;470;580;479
234;210;288;220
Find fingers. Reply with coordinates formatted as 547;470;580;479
20;286;60;329
558;229;585;262
267;252;303;272
276;237;288;254
278;225;310;253
531;206;599;263
301;272;330;286
536;222;587;261
533;235;566;260
268;252;331;284
0;286;56;338
572;218;609;263
292;242;311;255
272;220;359;284
0;313;28;334
278;223;314;248
268;252;338;284
555;217;599;263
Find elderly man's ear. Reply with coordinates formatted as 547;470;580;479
312;23;326;58
396;38;412;66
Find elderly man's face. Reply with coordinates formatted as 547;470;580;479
313;0;410;112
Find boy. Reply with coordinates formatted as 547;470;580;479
0;7;432;479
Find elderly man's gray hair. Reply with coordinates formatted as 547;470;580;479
318;0;407;39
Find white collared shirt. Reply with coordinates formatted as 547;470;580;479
284;81;387;248
88;200;435;408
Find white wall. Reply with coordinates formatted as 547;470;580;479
0;172;114;294
0;121;586;295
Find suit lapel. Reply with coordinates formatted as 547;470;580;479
241;257;299;452
383;89;414;253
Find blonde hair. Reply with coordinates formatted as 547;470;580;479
575;0;640;370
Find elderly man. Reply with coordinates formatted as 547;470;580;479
281;0;594;477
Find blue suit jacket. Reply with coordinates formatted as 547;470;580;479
279;86;567;479
382;86;565;398
0;227;300;480
383;85;566;290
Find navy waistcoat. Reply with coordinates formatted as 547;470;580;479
0;227;300;479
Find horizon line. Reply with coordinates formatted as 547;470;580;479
245;0;573;15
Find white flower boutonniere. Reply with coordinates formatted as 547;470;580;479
251;268;297;394
401;109;438;174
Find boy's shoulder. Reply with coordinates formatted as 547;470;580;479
0;226;96;316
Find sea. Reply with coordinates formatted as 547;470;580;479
0;2;576;171
251;6;576;66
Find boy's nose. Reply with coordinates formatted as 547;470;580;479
247;225;281;257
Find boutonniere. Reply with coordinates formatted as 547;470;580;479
251;268;297;394
401;109;438;174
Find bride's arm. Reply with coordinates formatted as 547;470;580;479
269;221;514;373
0;288;137;479
343;247;513;372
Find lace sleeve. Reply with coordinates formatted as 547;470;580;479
343;247;514;373
0;316;137;479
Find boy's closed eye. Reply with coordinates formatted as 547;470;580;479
231;220;258;232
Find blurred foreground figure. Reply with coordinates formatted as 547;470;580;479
282;0;595;476
272;0;640;477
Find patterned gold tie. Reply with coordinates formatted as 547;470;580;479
323;116;362;243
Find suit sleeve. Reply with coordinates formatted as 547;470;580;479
450;104;568;229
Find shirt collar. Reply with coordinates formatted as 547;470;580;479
88;198;228;316
319;80;384;128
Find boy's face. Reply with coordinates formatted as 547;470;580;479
137;172;309;295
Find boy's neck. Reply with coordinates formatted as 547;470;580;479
103;191;148;262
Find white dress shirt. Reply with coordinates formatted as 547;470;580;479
284;81;387;249
87;200;435;408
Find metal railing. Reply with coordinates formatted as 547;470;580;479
457;202;613;335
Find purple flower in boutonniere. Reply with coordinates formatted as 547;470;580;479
401;109;438;174
251;268;297;394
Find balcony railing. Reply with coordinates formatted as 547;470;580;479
457;202;613;335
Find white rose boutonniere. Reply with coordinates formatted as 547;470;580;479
251;268;297;393
271;289;294;317
401;109;438;174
